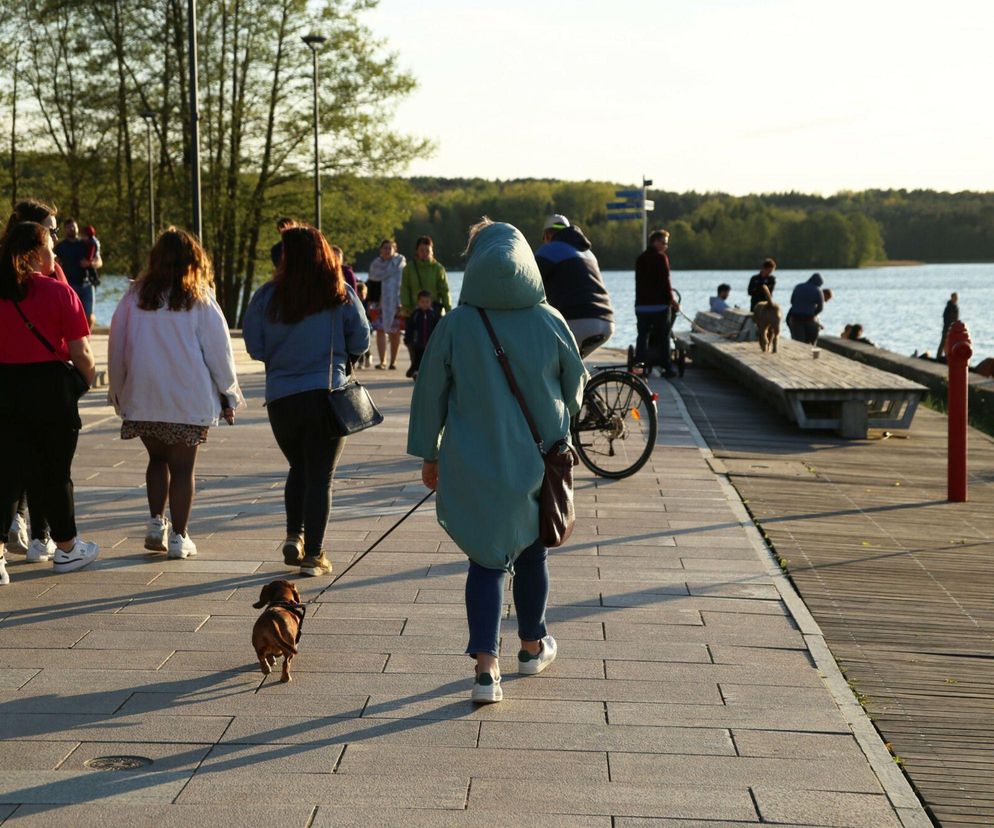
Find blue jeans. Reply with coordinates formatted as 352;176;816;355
635;309;672;373
465;539;549;657
72;282;95;319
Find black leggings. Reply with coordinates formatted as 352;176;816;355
267;390;346;556
1;363;81;543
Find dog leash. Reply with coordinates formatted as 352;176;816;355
309;489;435;603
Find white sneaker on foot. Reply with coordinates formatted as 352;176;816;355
52;539;99;573
167;531;197;559
26;537;56;563
144;516;170;551
8;515;29;554
470;670;503;704
0;552;9;585
518;634;558;675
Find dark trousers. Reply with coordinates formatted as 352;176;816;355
635;309;672;373
465;540;549;657
0;366;80;544
267;390;346;556
788;317;820;345
410;346;427;373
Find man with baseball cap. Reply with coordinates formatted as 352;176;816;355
534;214;614;357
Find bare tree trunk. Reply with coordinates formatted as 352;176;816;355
9;43;19;208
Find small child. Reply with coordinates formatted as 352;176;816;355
404;290;440;379
355;282;372;368
709;283;730;313
83;225;101;287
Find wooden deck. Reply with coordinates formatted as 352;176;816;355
677;365;994;827
689;334;927;437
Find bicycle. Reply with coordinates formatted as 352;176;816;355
570;362;658;479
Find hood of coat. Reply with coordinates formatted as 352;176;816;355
460;222;546;310
552;225;592;253
807;272;824;287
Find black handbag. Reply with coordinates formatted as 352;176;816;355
327;304;383;436
11;298;90;401
476;307;578;548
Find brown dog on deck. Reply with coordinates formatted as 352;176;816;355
252;579;305;683
752;285;782;353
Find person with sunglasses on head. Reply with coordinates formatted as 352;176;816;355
0;222;99;584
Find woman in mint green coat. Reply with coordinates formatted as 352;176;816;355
407;219;586;704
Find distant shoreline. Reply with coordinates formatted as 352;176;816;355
863;259;925;267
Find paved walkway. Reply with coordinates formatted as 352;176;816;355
0;340;926;826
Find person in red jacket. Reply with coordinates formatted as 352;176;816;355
634;229;680;378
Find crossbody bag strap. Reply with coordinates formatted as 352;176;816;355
11;298;58;354
329;302;357;390
412;259;424;292
476;307;544;452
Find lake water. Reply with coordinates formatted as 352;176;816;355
94;263;994;362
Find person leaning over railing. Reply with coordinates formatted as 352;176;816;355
0;221;99;584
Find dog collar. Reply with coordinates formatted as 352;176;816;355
268;600;306;642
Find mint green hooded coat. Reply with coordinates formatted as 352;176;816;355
407;223;587;571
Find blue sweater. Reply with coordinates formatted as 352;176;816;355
243;282;370;404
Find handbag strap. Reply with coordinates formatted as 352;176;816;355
476;307;544;452
329;301;356;390
11;298;58;354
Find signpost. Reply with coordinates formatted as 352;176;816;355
606;176;654;248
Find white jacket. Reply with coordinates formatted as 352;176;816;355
108;287;244;426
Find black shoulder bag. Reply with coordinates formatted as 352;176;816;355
11;298;90;402
476;307;578;548
326;302;384;435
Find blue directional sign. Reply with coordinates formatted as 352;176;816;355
606;213;642;221
615;189;643;198
607;202;639;210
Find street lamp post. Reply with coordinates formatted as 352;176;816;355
188;0;203;240
139;110;156;246
302;34;327;231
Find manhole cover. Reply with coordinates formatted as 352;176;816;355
84;756;153;771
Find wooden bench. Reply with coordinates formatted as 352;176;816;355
689;333;928;438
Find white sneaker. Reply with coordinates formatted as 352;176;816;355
7;515;29;554
52;539;99;573
470;670;503;704
26;537;56;563
167;531;197;559
0;552;9;585
144;516;170;551
518;634;558;675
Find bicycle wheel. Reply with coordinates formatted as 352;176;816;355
572;370;657;479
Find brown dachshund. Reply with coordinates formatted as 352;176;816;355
252;579;305;683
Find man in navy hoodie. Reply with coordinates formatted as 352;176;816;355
535;214;614;357
788;273;825;344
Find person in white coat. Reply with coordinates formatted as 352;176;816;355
108;228;244;560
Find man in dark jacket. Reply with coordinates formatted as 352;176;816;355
788;273;825;344
634;229;679;377
747;258;777;310
937;292;959;359
535;214;614;356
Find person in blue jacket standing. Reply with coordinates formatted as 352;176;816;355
407;219;587;704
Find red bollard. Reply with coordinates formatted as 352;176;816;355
946;321;972;502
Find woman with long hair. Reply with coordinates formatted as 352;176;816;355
108;228;244;560
0;222;99;584
408;219;586;702
244;225;370;576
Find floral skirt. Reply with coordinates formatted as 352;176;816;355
368;302;403;334
121;420;209;447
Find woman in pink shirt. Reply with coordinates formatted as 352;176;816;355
0;222;99;585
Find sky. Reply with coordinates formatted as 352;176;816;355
366;0;994;194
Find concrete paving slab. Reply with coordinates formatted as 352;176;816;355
751;788;902;827
478;721;734;754
3;803;316;827
607;702;850;732
0;742;78;770
0;713;232;743
0;649;173;671
0;769;192;805
219;716;480;747
310;810;610;828
731;730;869;760
57;742;213;772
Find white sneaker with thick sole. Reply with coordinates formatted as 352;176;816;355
26;537;56;563
0;552;9;585
52;539;99;573
167;531;197;559
8;515;29;554
470;670;503;704
518;634;558;675
144;516;170;551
